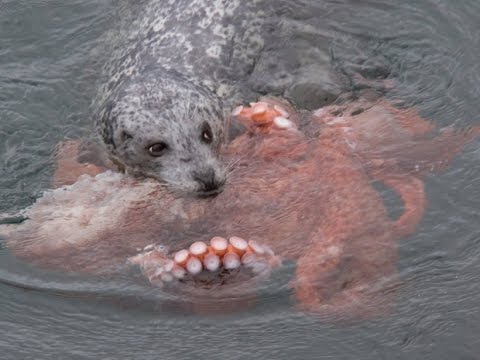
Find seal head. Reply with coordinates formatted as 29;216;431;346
97;72;226;197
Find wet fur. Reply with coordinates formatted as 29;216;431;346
93;0;272;193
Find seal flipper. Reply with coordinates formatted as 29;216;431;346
0;215;29;225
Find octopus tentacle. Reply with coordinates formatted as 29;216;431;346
231;100;297;134
293;232;344;309
128;236;281;287
378;174;426;239
52;140;108;188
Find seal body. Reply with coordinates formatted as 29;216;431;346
93;0;272;195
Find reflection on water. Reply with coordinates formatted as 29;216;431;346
0;0;479;359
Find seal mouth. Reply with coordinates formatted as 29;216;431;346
196;187;224;198
192;168;226;198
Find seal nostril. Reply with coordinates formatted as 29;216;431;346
193;168;222;193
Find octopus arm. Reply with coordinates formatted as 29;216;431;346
52;140;110;188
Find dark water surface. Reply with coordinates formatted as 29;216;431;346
1;0;480;359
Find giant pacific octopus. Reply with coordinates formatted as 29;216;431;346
2;96;478;317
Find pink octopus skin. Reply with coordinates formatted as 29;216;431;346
3;96;479;318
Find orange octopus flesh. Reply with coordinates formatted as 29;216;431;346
2;97;478;318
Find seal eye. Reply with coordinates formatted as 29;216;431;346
147;142;168;157
201;122;213;144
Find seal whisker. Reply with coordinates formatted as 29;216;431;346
224;157;247;183
224;156;243;174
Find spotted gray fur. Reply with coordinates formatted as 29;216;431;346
93;0;273;196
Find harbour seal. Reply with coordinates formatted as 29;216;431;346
88;0;394;196
92;0;272;196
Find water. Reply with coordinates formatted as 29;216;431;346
1;0;479;359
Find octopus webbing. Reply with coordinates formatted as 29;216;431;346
2;97;478;318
